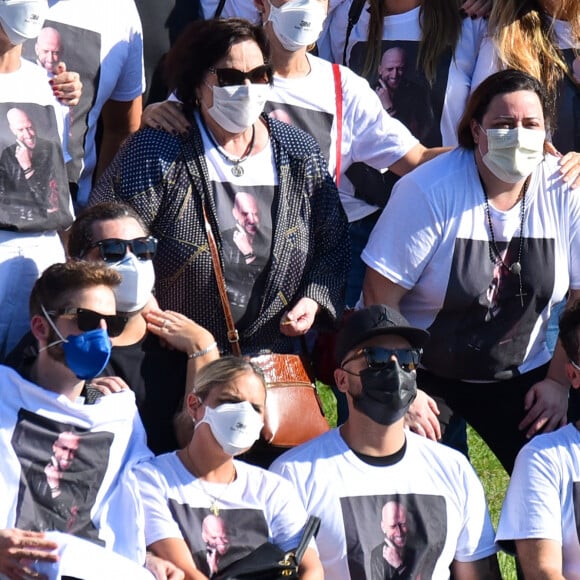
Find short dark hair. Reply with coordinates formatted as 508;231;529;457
559;301;580;363
457;69;550;149
29;261;121;318
68;202;148;259
164;18;271;116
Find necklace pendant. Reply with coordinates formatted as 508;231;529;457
509;262;522;276
209;501;220;516
231;164;244;177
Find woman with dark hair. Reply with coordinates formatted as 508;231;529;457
133;356;323;579
89;18;348;358
362;69;580;473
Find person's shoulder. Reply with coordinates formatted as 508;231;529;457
406;430;474;473
133;450;179;477
119;127;183;164
271;429;339;471
518;423;579;456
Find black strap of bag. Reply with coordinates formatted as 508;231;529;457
343;0;367;65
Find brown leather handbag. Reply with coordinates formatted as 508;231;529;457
201;202;330;448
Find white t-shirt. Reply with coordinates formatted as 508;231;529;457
496;423;580;579
471;19;580;154
325;4;486;148
23;0;145;206
270;429;497;580
268;54;418;221
0;365;151;562
362;149;580;381
134;452;310;575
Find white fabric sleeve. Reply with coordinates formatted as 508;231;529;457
361;173;442;289
496;442;563;545
133;462;184;546
263;473;311;553
454;460;498;562
470;36;499;94
110;2;145;101
568;181;580;290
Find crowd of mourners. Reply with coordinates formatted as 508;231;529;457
1;0;580;578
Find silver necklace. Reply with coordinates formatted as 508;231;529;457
202;119;256;177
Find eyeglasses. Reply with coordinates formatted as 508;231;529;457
87;236;158;263
341;347;422;373
570;359;580;372
47;308;128;338
208;64;272;87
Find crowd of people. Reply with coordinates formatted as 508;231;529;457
0;0;580;578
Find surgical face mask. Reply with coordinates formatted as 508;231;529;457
267;0;326;52
196;401;264;456
479;125;545;184
206;83;270;134
40;305;112;380
0;0;48;46
351;360;417;426
110;252;155;312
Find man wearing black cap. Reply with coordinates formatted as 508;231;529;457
270;304;500;579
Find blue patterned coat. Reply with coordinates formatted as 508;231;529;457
89;115;349;354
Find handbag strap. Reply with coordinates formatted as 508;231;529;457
293;515;321;565
342;0;366;65
201;201;243;356
332;63;342;188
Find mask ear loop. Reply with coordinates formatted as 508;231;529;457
38;304;68;352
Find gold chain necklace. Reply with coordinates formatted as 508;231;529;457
185;444;236;516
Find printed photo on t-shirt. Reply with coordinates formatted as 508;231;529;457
213;182;275;325
348;40;451;147
264;101;334;164
340;493;446;579
11;408;114;544
0;102;71;231
168;501;270;577
22;21;101;186
422;237;555;381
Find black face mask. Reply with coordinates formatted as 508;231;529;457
351;360;417;425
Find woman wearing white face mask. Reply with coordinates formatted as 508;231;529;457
362;69;580;474
90;17;348;360
133;357;323;579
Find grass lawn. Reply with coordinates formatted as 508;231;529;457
317;384;517;579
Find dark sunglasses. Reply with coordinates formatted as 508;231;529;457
47;307;128;338
87;236;158;263
342;347;422;373
208;64;272;87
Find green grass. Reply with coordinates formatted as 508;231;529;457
317;384;517;579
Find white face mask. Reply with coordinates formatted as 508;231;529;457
267;0;326;52
479;126;545;184
111;253;155;312
0;0;47;46
206;83;270;134
196;401;264;456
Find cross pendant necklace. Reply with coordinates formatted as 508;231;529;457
480;174;529;309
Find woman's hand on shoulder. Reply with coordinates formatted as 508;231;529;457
519;378;569;438
460;0;492;18
0;528;59;580
404;389;441;441
140;101;190;135
280;298;320;337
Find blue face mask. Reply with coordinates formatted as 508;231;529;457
40;305;112;380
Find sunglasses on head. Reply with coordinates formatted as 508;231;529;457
342;347;422;373
87;236;158;263
208;64;272;87
47;307;129;338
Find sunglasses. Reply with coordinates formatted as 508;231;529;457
47;308;129;338
87;236;158;263
342;347;422;373
208;64;272;87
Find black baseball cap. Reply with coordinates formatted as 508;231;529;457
335;304;430;364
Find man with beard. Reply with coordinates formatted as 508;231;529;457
271;305;500;579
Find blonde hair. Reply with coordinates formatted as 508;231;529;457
362;0;463;82
489;0;580;117
191;356;266;400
